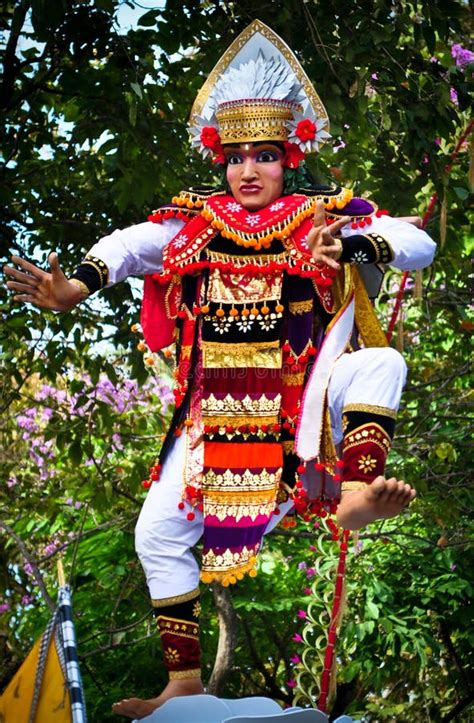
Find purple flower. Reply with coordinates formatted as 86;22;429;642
292;633;303;642
451;563;457;571
290;654;301;664
451;44;474;68
297;610;307;619
306;568;316;578
7;476;18;488
371;72;379;80
75;501;82;510
298;561;307;571
24;562;34;577
21;595;34;606
0;603;10;614
450;87;459;105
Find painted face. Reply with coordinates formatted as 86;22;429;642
224;143;285;211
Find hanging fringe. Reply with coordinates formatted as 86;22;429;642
396;313;404;353
414;269;423;302
439;192;447;248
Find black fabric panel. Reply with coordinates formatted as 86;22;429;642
343;410;396;439
153;595;200;623
70;264;102;294
339;235;378;264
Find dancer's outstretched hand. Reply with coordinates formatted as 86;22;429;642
4;253;85;311
306;199;350;270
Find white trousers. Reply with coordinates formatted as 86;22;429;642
135;347;406;600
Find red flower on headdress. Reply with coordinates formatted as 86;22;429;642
283;142;305;169
295;118;316;142
200;126;221;149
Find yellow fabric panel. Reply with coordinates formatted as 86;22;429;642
0;634;72;723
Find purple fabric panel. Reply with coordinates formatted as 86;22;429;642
203;522;268;550
340;197;374;216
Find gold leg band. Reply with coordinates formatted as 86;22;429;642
151;587;200;608
169;668;201;680
341;481;370;492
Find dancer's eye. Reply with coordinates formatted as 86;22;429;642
226;153;243;164
257;150;280;162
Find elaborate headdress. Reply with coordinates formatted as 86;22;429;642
189;20;330;168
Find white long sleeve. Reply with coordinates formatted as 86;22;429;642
341;214;436;270
86;218;186;285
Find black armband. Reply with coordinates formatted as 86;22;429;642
340;233;394;265
69;255;109;294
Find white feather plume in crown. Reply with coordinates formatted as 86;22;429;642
210;52;305;111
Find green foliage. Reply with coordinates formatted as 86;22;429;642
1;1;472;720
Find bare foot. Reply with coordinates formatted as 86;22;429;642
112;677;204;719
336;476;416;530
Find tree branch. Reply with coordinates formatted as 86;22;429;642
207;584;239;695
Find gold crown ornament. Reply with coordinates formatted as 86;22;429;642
188;20;331;165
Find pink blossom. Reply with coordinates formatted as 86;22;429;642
308;545;317;552
0;603;10;613
286;679;297;688
7;476;18;488
303;587;312;595
306;568;316;578
451;44;474;68
292;633;303;642
297;609;307;619
371;72;379;80
290;655;301;664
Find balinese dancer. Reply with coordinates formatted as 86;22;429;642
5;20;435;720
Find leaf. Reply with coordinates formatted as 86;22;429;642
138;10;158;27
130;82;143;100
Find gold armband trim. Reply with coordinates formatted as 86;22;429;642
168;668;201;680
69;279;90;298
151;587;200;608
343;403;397;419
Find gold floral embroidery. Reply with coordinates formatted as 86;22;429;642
203;414;277;428
202;393;281;415
164;648;180;665
282;440;295;454
204;498;276;522
192;601;201;618
282;371;306;386
203;468;281;492
207;266;283;303
343;423;391;455
289;299;313;315
202;544;259;573
358;454;377;473
202;340;281;369
156;617;199;640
